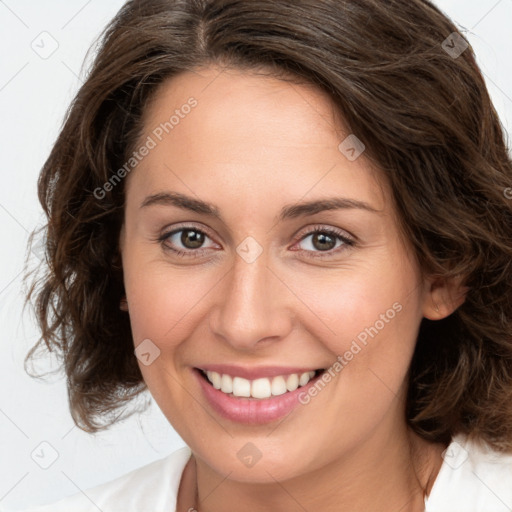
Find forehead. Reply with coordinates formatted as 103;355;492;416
126;66;387;213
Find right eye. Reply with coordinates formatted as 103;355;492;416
158;226;219;258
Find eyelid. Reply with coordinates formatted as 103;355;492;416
293;223;356;244
155;222;221;252
289;224;356;259
159;221;219;242
157;222;356;259
159;222;355;243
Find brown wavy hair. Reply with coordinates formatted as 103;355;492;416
24;0;512;450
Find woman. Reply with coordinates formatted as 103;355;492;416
22;0;512;511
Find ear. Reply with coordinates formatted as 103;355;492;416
422;274;470;320
113;223;126;272
119;222;126;255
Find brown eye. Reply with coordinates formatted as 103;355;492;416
180;229;205;249
158;225;218;258
311;232;337;251
293;226;355;259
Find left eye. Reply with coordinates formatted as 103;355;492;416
294;228;353;254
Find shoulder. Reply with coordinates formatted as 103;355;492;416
425;434;512;512
21;446;192;512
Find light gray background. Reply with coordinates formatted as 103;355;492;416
0;0;511;509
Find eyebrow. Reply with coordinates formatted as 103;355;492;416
140;191;381;222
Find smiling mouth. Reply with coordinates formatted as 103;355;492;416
196;368;326;400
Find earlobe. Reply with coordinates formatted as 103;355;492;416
423;275;469;320
120;296;129;311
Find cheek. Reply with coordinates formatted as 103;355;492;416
125;244;420;344
123;251;224;360
287;258;419;346
285;256;422;393
122;259;212;409
124;232;421;377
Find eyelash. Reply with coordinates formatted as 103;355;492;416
156;224;355;260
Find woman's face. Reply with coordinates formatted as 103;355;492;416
120;66;434;482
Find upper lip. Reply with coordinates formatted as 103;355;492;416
196;364;324;380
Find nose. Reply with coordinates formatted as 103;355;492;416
209;248;294;351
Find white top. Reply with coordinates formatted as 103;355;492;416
18;434;512;512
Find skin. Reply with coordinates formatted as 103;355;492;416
119;65;467;512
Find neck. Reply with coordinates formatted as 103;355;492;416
178;423;446;512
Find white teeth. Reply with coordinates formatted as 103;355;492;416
211;372;221;389
203;370;319;399
251;378;272;399
299;372;311;386
286;373;299;391
221;374;233;394
232;376;251;397
271;376;287;396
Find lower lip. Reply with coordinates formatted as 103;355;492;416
194;368;323;424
